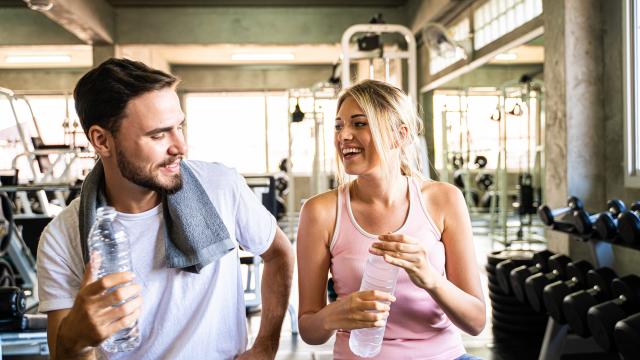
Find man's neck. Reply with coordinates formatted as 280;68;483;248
103;169;161;214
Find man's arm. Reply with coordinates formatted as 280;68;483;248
241;226;294;359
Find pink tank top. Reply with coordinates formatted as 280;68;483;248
329;177;465;360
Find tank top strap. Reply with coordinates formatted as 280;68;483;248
329;183;349;251
407;176;442;240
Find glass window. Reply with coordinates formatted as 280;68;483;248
472;0;543;50
185;91;337;176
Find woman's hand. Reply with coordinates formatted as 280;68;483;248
370;234;442;291
323;290;396;331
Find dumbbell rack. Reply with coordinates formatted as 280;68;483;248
537;235;614;360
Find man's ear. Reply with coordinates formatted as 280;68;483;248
87;125;113;158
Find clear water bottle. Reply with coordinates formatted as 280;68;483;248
88;206;140;353
349;252;399;358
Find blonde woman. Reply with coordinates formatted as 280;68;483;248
297;80;485;359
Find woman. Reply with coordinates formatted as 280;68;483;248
296;80;485;360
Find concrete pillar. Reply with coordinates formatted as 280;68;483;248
92;45;115;67
543;0;606;257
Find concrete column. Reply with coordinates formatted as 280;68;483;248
92;45;115;67
543;0;606;257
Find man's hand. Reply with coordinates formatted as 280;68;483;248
55;260;142;358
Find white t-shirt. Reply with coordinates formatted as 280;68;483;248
36;161;277;360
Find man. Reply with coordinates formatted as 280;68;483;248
36;58;294;359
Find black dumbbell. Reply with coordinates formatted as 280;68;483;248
615;312;640;360
509;250;555;304
594;200;629;240
524;254;572;312
562;267;618;337
495;255;535;295
543;260;594;323
538;196;583;226
587;275;640;351
617;201;640;244
574;199;627;236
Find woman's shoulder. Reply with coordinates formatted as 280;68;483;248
418;178;463;203
300;188;340;222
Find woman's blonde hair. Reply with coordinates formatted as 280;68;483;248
335;79;427;185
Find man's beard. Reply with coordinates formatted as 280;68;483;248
115;146;183;195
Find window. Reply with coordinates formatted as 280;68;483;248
0;93;87;182
625;0;640;186
433;91;539;172
473;0;543;50
184;92;337;175
429;19;470;75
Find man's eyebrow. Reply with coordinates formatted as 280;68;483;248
144;119;185;136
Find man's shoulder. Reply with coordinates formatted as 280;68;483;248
46;197;81;233
184;160;240;182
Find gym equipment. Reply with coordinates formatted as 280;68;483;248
574;199;626;236
543;260;594;323
562;267;618;337
0;287;26;320
615;312;640;360
0;259;15;287
509;249;554;304
587;274;640;351
486;251;548;343
594;199;629;240
475;173;493;191
617;201;640;244
495;250;538;295
524;254;572;312
0;194;14;256
474;155;488;169
537;196;584;227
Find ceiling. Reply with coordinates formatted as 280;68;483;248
0;0;408;7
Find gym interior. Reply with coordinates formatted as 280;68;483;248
0;0;638;359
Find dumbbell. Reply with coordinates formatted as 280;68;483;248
595;200;630;240
509;249;555;304
543;260;594;323
538;196;583;226
587;275;640;351
574;199;627;236
615;312;640;360
495;256;534;296
524;254;572;312
562;267;618;337
617;201;640;244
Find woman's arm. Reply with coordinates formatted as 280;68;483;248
371;182;486;335
297;193;396;345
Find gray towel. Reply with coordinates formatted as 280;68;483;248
79;160;235;273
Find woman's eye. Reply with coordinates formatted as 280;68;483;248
355;122;368;127
334;124;343;130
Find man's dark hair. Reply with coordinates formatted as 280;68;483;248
74;58;178;137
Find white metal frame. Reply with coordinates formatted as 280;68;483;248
623;0;640;187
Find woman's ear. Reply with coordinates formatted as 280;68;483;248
87;125;113;158
393;124;411;148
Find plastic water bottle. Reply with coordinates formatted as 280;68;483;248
88;206;140;352
349;253;400;358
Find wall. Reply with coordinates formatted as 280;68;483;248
172;64;333;92
0;68;87;91
116;7;408;45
